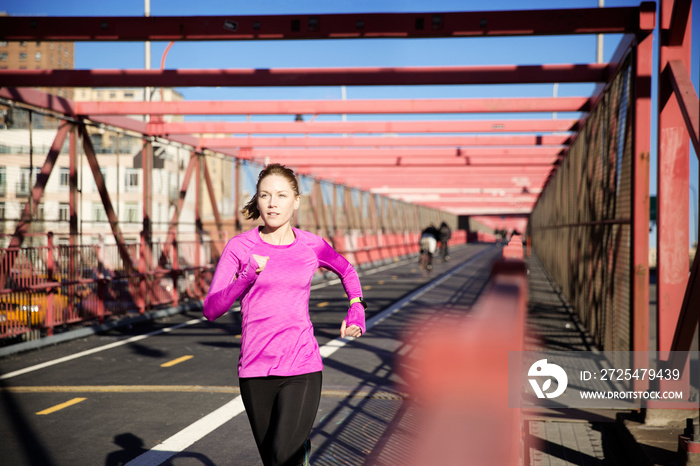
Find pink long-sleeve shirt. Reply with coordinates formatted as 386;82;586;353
203;227;365;378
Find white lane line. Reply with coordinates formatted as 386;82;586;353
0;318;205;380
125;397;246;466
125;248;494;466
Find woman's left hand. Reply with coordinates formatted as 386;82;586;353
340;320;362;338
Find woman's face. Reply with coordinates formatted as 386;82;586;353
257;174;300;230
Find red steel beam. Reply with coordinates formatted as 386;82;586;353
159;153;198;268
280;157;557;167
158;119;576;135
298;165;550;174
241;147;564;158
670;249;700;355
632;23;653;353
74;97;591;116
301;176;549;188
426;206;533;215
199;135;572;148
80;125;136;275
371;187;543;194
0;8;643;41
201;156;224;257
0;87;76;115
667;59;700;156
0;64;609;88
8;122;72;249
656;0;692;353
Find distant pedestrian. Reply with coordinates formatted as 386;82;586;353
438;221;452;261
419;223;440;270
203;163;366;466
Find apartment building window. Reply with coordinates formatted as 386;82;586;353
92;203;107;223
59;203;69;222
0;53;7;62
35;52;41;62
124;203;139;223
19;41;27;46
0;41;7;47
0;202;5;220
125;169;139;191
0;167;6;196
60;167;70;188
18;167;38;196
92;168;108;192
19;52;27;61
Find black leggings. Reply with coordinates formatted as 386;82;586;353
239;371;322;466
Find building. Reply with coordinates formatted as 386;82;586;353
0;22;75;99
0;15;75;129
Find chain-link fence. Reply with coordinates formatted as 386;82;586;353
530;53;634;351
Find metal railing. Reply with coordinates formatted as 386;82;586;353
529;53;635;351
0;228;466;342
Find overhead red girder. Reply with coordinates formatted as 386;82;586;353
371;187;543;194
273;157;557;167
392;192;539;199
74;97;591;115
0;64;609;88
239;147;563;157
157;119;576;135
297;164;549;174
199;135;572;148
439;207;533;215
0;8;643;41
302;176;548;189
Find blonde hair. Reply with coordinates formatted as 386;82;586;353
241;163;300;220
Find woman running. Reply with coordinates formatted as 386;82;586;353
203;163;366;466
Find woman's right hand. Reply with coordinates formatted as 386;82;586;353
252;254;269;273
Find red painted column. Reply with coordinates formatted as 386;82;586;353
195;153;203;298
656;0;692;352
45;232;55;336
68;125;78;323
633;25;654;352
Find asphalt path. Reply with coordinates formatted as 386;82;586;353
0;242;501;466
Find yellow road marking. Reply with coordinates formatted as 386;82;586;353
363;285;372;290
161;355;194;368
378;280;385;285
8;386;403;399
392;275;398;280
36;397;86;415
9;385;240;394
316;302;330;308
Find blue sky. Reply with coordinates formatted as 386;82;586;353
2;0;699;244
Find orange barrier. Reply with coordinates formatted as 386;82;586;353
400;258;529;465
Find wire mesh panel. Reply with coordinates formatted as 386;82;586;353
530;54;634;351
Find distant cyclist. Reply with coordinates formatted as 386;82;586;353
419;224;440;271
438;221;452;261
